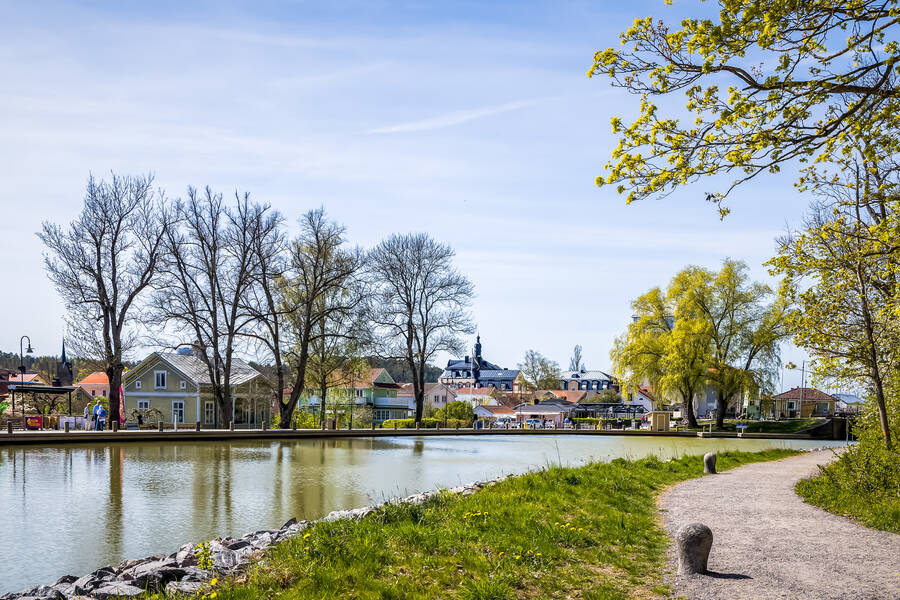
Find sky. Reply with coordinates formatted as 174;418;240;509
0;0;818;391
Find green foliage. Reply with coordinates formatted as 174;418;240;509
291;410;319;429
380;418;470;429
434;400;475;422
196;449;798;599
612;259;791;428
196;541;213;571
589;1;900;216
797;394;900;532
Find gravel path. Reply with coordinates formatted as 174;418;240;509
659;450;900;600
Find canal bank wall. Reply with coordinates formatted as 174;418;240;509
0;426;822;446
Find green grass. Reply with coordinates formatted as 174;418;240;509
796;449;900;534
185;449;800;600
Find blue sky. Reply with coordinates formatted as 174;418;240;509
0;1;816;390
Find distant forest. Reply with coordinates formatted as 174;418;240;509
0;351;104;382
0;350;442;387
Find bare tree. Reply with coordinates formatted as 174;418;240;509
39;173;171;426
569;344;584;371
278;209;363;428
368;233;474;422
240;206;288;411
152;187;279;427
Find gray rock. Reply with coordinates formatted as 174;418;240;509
12;586;64;600
212;548;237;570
52;576;77;586
175;543;196;567
165;580;207;596
703;452;717;474
72;574;99;595
224;538;251;551
675;522;713;575
180;567;212;583
91;582;145;599
281;517;297;529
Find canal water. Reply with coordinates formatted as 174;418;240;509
0;435;845;592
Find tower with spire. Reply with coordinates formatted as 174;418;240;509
55;339;74;387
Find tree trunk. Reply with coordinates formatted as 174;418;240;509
715;389;726;429
107;366;123;425
872;371;893;451
682;392;698;428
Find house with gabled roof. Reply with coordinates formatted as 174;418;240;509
307;367;407;424
123;349;269;428
770;387;836;419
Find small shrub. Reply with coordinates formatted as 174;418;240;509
196;541;213;570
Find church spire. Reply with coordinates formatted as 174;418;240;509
61;338;67;364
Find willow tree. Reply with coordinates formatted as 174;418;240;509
589;1;900;216
674;261;792;428
611;286;707;427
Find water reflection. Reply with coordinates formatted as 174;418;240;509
0;435;845;592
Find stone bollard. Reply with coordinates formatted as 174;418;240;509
675;522;713;575
112;421;119;432
456;422;460;431
262;420;268;432
393;422;398;431
7;422;12;434
157;421;164;432
64;421;70;433
371;422;376;431
195;421;201;432
703;452;717;474
229;421;235;432
415;422;420;430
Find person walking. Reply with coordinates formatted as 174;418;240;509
97;404;107;431
92;399;103;431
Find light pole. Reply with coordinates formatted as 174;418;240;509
16;335;34;417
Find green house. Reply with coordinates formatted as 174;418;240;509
307;367;407;424
123;351;270;428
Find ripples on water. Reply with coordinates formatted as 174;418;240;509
0;435;846;592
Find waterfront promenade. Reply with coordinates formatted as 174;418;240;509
0;426;821;446
661;450;900;600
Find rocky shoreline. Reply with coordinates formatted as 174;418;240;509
1;477;504;600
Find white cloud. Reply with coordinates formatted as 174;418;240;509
365;98;545;134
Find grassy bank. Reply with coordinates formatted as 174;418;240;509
796;448;900;534
186;449;799;600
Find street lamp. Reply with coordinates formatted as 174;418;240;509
17;335;33;417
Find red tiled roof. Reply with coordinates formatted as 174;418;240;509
773;387;836;402
455;386;497;396
638;385;656;403
482;405;514;415
77;371;109;385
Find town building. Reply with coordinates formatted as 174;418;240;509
558;368;616;391
123;349;270;427
439;336;523;391
832;393;863;415
769;387;837;419
398;382;456;414
473;404;515;425
454;386;498;406
307;367;407;424
76;371;110;398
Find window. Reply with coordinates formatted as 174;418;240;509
787;401;796;410
135;380;142;389
356;389;364;398
137;399;150;410
91;390;96;396
204;401;215;425
374;409;391;421
154;371;167;389
172;400;185;424
180;380;186;390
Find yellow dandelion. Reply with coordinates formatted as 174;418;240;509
210;578;218;586
515;555;521;560
303;533;311;539
209;593;217;599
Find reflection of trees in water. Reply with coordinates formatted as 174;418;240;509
106;446;124;557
